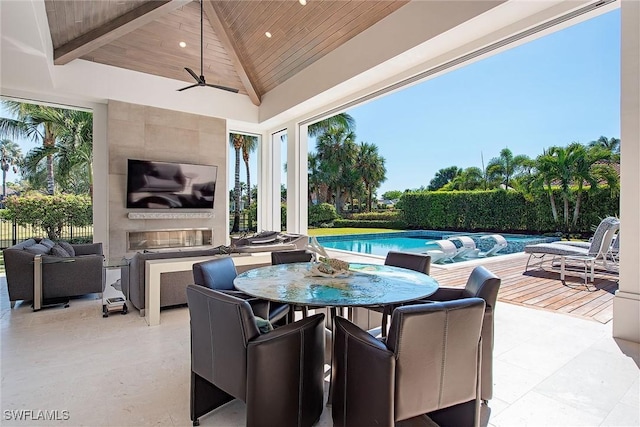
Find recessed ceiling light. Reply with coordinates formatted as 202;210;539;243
299;0;307;5
265;32;272;38
179;41;187;48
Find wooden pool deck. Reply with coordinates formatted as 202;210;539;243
328;250;619;324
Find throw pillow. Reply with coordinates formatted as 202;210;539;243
58;241;75;257
24;244;50;255
254;316;274;334
39;238;56;249
50;244;71;257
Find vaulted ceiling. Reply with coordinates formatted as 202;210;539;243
44;0;409;106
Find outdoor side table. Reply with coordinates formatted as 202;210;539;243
32;255;74;311
561;254;595;284
103;258;130;317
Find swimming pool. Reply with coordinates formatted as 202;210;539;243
316;230;560;259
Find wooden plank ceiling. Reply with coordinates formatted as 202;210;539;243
44;0;409;105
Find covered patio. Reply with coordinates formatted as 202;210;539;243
1;0;639;425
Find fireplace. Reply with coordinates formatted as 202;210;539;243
127;228;213;251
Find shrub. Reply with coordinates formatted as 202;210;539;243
1;193;93;240
333;219;408;229
351;211;401;221
308;203;338;226
398;188;618;234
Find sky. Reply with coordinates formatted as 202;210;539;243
339;9;620;195
2;9;620;198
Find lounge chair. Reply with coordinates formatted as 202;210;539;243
447;235;480;259
479;234;508;257
425;239;458;263
524;216;620;278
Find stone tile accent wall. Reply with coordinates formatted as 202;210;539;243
107;100;227;259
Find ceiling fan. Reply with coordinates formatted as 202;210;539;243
177;0;239;93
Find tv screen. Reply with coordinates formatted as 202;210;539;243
126;159;217;209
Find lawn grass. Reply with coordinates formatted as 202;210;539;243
308;228;401;236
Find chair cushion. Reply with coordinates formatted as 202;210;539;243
50;244;71;257
24;244;50;255
58;241;75;256
524;243;587;256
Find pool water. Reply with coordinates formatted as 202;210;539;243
317;231;560;260
320;237;441;257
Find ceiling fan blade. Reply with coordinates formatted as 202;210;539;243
205;83;240;93
177;83;199;92
185;67;203;83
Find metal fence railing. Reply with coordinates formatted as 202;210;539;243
0;219;94;249
229;211;254;233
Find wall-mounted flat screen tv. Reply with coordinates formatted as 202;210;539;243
126;159;217;209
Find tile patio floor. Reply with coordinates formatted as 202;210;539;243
0;256;638;426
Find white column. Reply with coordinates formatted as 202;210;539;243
259;130;282;232
613;0;640;343
92;103;109;254
286;123;308;235
257;131;270;231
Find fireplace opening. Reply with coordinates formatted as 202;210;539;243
127;229;213;251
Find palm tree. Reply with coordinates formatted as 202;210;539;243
0;139;22;200
25;109;94;196
588;136;620;158
315;127;357;212
230;133;244;232
240;135;258;230
535;143;586;228
356;142;386;211
240;135;258;204
446;167;484;190
308;113;355;138
307;152;323;205
0;100;64;195
570;145;615;226
535;149;560;223
486;148;529;190
428;166;460;191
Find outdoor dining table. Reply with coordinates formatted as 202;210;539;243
233;260;441;333
233;261;440;312
234;261;440;403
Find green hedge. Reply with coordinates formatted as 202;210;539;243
308;203;338;226
399;189;618;234
349;211;402;221
1;193;93;240
334;219;408;229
